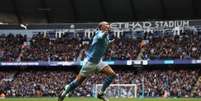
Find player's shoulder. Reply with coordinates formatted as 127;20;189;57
95;30;104;38
96;30;102;35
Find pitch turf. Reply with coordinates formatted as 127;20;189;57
1;97;201;101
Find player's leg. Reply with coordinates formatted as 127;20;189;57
96;63;116;101
99;65;116;94
58;60;95;101
58;74;86;101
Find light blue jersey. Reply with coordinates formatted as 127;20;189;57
86;30;110;63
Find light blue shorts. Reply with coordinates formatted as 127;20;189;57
79;58;108;77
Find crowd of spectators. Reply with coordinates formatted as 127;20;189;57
0;30;201;61
0;34;26;61
0;68;200;97
18;33;142;61
136;69;199;97
191;75;201;97
104;37;141;60
20;33;81;61
20;33;49;61
0;31;201;97
0;71;14;96
142;32;201;59
11;71;74;96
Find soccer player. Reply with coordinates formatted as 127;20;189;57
58;21;116;101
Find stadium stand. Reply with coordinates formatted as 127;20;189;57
0;34;26;61
0;29;200;62
191;71;201;97
142;32;201;60
0;67;200;97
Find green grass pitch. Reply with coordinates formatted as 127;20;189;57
1;97;201;101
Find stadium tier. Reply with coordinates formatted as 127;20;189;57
0;66;201;97
0;22;200;62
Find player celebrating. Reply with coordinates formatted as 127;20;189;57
58;21;116;101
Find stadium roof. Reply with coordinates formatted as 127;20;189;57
0;0;201;24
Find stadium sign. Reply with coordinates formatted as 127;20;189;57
1;60;201;66
111;20;190;29
2;20;201;30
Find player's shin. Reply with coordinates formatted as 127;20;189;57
61;80;80;97
100;74;116;94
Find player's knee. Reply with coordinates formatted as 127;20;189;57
110;73;117;79
71;79;82;86
75;76;86;85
